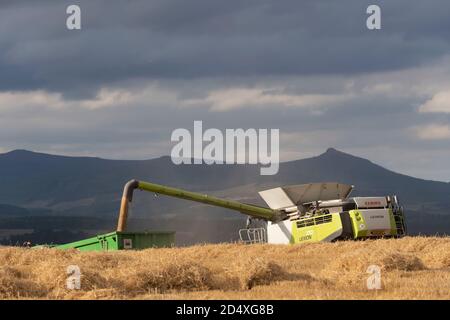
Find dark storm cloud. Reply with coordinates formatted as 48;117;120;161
2;1;450;180
1;0;450;96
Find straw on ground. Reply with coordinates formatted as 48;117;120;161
1;236;450;299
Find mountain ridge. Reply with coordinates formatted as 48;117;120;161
3;147;447;183
0;147;449;216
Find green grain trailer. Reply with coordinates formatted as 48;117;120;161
54;231;175;251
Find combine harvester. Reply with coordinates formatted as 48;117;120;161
50;180;407;251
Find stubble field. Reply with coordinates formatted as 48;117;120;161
1;236;450;299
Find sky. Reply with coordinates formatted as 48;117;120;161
1;1;450;181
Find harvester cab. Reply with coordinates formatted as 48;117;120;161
258;182;407;244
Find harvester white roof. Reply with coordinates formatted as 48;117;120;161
258;182;354;210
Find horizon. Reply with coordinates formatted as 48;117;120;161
2;147;448;184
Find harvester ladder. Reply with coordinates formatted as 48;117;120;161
393;210;406;236
239;228;267;244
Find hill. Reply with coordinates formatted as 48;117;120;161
1;147;450;211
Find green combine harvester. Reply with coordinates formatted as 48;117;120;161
49;180;407;251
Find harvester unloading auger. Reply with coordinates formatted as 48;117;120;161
48;180;407;251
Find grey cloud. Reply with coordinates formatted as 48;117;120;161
1;1;450;96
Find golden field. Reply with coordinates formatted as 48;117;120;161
1;236;450;299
